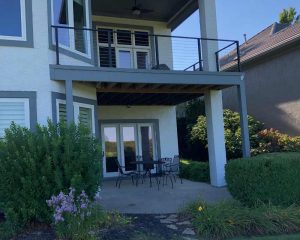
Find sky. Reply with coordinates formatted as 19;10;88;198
174;0;300;44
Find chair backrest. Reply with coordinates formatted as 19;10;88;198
114;158;124;174
161;157;173;171
173;155;180;164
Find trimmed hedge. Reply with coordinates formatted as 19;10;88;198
180;160;210;182
225;152;300;206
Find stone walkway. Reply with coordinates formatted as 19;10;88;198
101;178;231;214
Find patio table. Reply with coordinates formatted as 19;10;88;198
130;160;165;189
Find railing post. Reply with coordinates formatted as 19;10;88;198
197;39;203;71
215;52;219;72
108;30;113;68
55;26;60;65
236;41;241;72
155;36;160;67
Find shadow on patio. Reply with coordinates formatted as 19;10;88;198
100;179;232;214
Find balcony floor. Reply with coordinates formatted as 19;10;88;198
50;65;243;105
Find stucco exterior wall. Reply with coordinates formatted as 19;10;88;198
0;0;96;126
98;106;179;158
223;45;300;136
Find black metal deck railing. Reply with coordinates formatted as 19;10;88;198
52;25;241;72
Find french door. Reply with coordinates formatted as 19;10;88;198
101;123;157;177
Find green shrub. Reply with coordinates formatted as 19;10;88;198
0;122;102;228
180;160;210;182
226;152;300;206
252;129;300;155
183;200;300;240
190;109;264;159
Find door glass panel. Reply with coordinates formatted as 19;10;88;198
73;0;87;53
53;0;70;47
136;51;149;69
104;127;118;173
140;126;154;169
118;50;132;68
122;127;137;171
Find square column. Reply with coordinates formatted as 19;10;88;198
198;0;218;71
205;90;227;187
237;81;251;157
65;80;74;124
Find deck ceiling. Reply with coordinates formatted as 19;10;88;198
96;82;230;105
91;0;198;30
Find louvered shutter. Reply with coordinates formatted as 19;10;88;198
79;107;92;131
0;101;28;138
58;103;67;123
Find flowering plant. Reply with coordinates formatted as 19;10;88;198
47;187;103;240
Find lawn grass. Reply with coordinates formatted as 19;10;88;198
233;233;300;239
182;200;300;240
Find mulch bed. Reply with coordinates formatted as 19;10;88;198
10;214;193;240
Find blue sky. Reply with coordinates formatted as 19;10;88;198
174;0;300;43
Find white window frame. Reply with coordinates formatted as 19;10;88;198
56;99;95;134
0;0;27;41
51;0;92;58
0;98;30;138
96;26;151;69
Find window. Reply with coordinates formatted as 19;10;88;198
57;100;95;134
52;0;90;55
0;0;26;40
0;98;30;138
97;27;151;69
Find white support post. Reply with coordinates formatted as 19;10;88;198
205;90;227;187
199;0;227;186
198;0;218;71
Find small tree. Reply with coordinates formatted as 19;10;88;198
279;7;299;24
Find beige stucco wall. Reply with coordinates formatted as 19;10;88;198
223;45;300;136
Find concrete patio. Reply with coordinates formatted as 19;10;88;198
101;179;232;214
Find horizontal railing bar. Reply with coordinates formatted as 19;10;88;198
215;41;237;54
51;25;238;43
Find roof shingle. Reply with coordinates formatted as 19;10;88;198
221;22;300;71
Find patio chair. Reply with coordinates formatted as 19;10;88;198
163;155;183;187
114;158;138;189
161;157;175;188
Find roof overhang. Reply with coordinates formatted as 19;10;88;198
91;0;198;31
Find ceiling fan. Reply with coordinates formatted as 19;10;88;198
130;0;154;16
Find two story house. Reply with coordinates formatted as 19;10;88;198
0;0;250;187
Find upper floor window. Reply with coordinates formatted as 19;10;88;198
97;27;151;69
52;0;91;56
0;0;26;41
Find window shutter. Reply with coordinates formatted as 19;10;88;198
0;101;27;137
79;107;92;131
58;103;67;123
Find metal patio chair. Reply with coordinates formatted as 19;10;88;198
115;158;139;189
